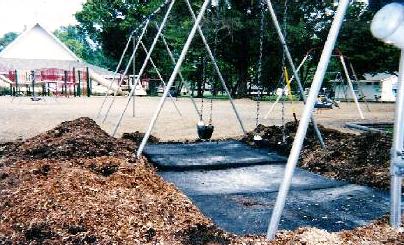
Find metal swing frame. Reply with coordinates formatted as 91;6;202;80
265;0;326;148
135;0;249;157
106;0;247;136
97;0;173;119
99;18;183;124
265;48;368;120
266;0;350;239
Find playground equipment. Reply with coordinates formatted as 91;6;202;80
265;48;367;120
4;67;119;101
265;0;402;240
99;0;400;240
104;0;247;139
371;2;404;231
253;0;265;142
88;70;121;94
134;0;326;155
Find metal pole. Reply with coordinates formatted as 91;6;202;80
184;0;246;134
112;0;176;136
264;55;308;119
339;55;365;119
31;71;36;99
77;70;82;96
266;0;349;239
73;67;76;97
390;50;404;228
102;20;150;123
64;70;68;97
159;28;202;119
97;30;136;118
136;0;211;158
349;61;371;112
266;0;325;148
133;36;136;117
86;67;91;97
139;41;182;116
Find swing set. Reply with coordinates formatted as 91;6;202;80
92;0;404;240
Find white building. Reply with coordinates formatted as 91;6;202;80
334;73;398;102
0;23;121;95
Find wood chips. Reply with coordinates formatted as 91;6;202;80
0;118;403;244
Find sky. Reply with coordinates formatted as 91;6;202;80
0;0;86;36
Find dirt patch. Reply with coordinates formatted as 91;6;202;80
244;122;392;189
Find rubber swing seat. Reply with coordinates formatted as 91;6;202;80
197;122;214;140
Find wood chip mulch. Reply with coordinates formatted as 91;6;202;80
1;117;403;244
243;122;392;189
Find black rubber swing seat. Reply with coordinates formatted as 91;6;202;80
197;124;214;140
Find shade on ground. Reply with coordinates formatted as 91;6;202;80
143;141;390;235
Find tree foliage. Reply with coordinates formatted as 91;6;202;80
54;25;114;69
74;0;401;96
0;32;18;52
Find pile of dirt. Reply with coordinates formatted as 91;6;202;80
0;117;136;165
243;122;392;189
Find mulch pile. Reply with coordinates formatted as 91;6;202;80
0;117;137;165
1;117;403;244
244;122;392;189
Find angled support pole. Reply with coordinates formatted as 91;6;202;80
264;55;309;119
133;36;137;117
97;28;135;118
266;0;349;239
184;0;246;134
139;41;182;116
112;0;176;136
339;55;365;119
266;0;325;148
101;20;150;123
348;61;371;112
136;0;211;158
157;23;202;119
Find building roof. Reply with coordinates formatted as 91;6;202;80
0;23;81;61
0;23;114;76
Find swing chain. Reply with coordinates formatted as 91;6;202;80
256;0;265;128
281;0;288;144
200;57;206;121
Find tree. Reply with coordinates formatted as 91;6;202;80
54;25;115;69
74;0;401;97
0;32;18;52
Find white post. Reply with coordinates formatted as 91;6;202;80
390;51;404;228
102;20;150;123
112;0;176;136
184;0;246;134
370;3;404;229
339;55;364;119
266;0;350;239
136;0;211;157
266;0;325;148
